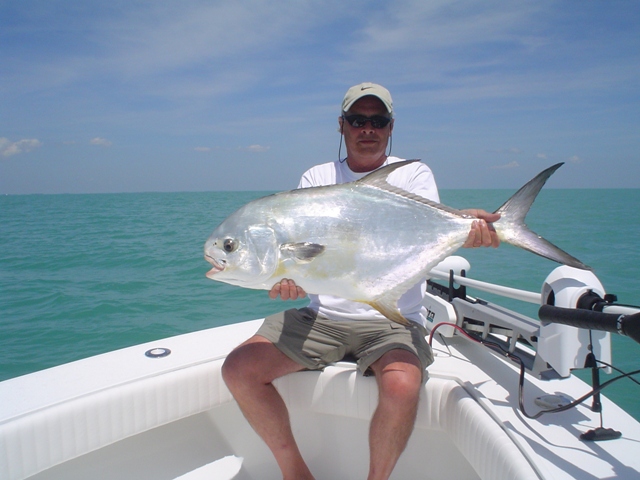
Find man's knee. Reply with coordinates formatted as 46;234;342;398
381;370;421;401
221;338;264;386
221;347;246;389
373;350;423;403
222;336;300;390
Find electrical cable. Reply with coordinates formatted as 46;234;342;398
428;321;640;419
596;359;640;388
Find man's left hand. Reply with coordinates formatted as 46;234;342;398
268;278;307;300
461;209;500;248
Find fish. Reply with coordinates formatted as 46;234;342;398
204;160;589;325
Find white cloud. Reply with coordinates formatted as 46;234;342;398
537;153;548;159
568;155;582;164
194;146;212;152
356;1;534;52
1;137;42;157
243;144;270;153
0;2;337;110
491;161;520;169
342;1;640;105
87;2;322;82
90;137;112;147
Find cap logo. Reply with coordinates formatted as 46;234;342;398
342;83;393;116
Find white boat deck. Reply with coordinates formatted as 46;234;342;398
1;318;639;480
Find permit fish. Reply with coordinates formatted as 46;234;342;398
204;161;589;325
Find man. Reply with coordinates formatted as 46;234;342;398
222;83;499;480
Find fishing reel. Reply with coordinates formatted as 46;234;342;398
539;266;610;378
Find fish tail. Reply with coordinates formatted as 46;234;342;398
493;163;591;270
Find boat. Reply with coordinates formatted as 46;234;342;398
1;256;639;479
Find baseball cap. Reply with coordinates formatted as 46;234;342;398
341;82;393;116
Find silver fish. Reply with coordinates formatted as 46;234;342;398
204;161;589;325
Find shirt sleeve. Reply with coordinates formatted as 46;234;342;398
297;172;314;189
408;163;440;203
387;161;440;203
297;162;337;189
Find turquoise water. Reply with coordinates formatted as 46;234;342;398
1;189;639;421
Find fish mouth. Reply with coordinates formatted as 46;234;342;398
205;255;226;278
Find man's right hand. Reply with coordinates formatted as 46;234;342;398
269;278;307;301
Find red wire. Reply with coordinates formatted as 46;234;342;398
428;322;482;346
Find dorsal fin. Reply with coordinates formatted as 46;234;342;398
355;159;421;188
356;159;475;219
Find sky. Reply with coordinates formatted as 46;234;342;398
1;0;639;194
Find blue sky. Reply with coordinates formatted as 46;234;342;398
1;1;639;194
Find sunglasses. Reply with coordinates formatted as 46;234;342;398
342;114;392;129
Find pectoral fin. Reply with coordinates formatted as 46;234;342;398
280;242;326;263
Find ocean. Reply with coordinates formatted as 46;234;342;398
1;189;639;421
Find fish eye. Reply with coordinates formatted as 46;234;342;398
222;238;237;253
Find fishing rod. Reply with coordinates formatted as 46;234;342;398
539;303;640;345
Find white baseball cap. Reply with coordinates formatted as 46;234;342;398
341;82;393;116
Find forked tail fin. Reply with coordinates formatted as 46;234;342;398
493;163;591;270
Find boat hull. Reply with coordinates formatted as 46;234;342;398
2;318;639;479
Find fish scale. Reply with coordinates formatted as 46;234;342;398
204;161;589;325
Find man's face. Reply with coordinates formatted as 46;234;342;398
340;96;394;171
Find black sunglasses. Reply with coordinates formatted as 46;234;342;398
342;114;392;129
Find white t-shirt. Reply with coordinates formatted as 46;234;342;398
297;156;440;328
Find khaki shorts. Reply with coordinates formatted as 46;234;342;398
256;308;434;377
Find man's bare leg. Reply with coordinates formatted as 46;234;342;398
367;349;423;480
222;335;314;480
